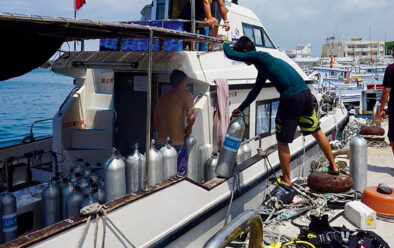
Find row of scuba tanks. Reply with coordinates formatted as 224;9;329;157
0;117;248;244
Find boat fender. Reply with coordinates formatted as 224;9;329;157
360;126;385;136
307;171;354;193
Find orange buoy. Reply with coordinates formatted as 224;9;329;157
361;186;394;218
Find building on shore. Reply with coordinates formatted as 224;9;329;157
321;34;345;58
285;43;312;58
345;38;385;58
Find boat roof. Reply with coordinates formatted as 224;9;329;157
0;13;220;42
0;13;220;81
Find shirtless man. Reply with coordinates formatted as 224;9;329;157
154;70;195;176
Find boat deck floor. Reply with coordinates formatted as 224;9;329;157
275;145;394;245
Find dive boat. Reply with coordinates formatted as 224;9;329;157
0;1;348;247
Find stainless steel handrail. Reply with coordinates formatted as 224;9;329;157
22;118;53;143
203;210;263;248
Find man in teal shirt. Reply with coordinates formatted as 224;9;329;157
224;36;339;195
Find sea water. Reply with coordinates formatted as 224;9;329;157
0;68;74;147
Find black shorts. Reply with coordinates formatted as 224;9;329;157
275;89;320;143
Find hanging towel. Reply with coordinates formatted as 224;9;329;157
214;79;230;150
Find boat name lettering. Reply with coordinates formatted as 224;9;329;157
62;120;85;128
101;77;114;84
222;134;241;152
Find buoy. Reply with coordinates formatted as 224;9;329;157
361;186;394;218
307;171;354;193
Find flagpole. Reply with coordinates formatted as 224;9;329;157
74;1;77;51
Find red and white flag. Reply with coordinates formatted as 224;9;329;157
75;0;86;10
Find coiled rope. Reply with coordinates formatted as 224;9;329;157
76;203;135;248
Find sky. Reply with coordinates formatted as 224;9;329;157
1;0;393;56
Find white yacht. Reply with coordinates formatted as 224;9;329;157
0;1;348;247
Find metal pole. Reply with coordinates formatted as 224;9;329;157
144;29;153;191
74;9;77;51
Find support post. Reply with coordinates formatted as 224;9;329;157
145;29;153;190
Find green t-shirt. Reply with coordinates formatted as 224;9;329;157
223;43;309;111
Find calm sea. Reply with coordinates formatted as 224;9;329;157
0;68;74;147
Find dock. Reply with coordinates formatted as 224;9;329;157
264;120;394;246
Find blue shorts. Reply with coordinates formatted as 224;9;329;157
157;144;188;176
173;145;188;177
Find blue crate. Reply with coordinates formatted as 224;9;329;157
100;38;120;51
163;22;183;51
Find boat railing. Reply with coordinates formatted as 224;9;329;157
124;19;225;29
59;87;80;116
203;209;263;248
21;118;53;144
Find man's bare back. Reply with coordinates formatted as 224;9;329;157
154;89;194;146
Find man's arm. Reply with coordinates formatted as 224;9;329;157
238;73;267;112
223;42;261;63
379;87;390;121
202;0;216;26
185;93;195;136
215;0;230;31
379;65;393;121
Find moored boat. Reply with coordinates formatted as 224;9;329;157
0;1;348;247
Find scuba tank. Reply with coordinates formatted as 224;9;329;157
350;135;368;192
184;135;198;181
215;116;245;178
104;148;126;202
205;152;218;181
41;177;61;227
126;143;146;194
146;140;164;186
54;174;65;190
71;172;82;185
241;141;252;160
89;171;101;185
81;188;98;208
93;184;106;204
83;163;92;176
94;162;105;180
60;177;74;219
72;158;85;175
0;191;17;243
65;185;84;218
236;147;244;164
77;176;91;197
160;137;178;179
198;144;212;183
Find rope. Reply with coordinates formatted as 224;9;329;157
76;203;135;248
223;168;241;226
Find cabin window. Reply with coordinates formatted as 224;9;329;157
242;23;275;48
256;99;279;137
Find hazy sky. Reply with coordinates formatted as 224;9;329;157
1;0;393;56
